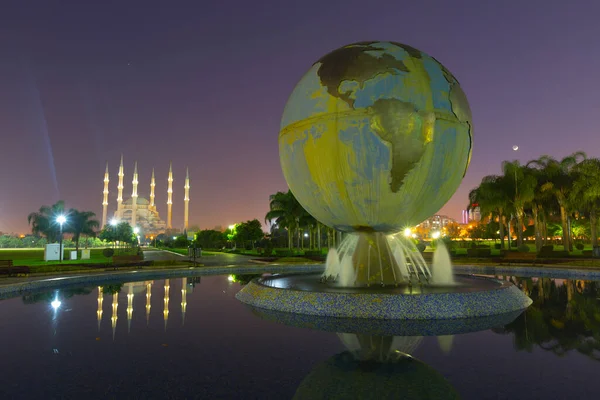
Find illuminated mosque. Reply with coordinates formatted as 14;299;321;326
100;156;190;235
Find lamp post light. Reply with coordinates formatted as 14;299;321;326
56;215;66;262
110;218;118;250
134;227;140;246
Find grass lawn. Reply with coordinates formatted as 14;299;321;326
0;247;139;268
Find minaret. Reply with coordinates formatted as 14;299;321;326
97;286;104;331
163;279;170;331
145;282;152;326
111;292;119;341
126;284;134;333
116;155;124;218
184;168;190;231
102;163;109;227
149;168;156;211
167;162;173;229
131;161;139;228
181;277;187;326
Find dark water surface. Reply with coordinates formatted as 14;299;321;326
0;274;598;399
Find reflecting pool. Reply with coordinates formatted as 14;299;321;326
0;273;598;399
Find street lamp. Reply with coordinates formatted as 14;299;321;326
56;215;66;262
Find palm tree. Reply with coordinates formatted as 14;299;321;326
525;166;558;252
67;209;100;252
527;152;586;251
501;161;536;247
27;201;66;243
569;158;600;248
265;191;303;250
468;175;512;249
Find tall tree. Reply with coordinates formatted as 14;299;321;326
235;219;264;249
468;175;512;249
265;190;304;250
67;209;99;252
27;201;66;243
502;161;536;247
569;158;600;248
527;152;586;251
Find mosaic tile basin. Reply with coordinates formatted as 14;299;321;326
235;273;532;319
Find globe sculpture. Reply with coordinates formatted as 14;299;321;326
236;41;532;320
279;41;472;287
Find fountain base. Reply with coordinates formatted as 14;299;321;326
235;273;532;319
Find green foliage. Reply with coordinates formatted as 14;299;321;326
275;249;295;257
304;250;324;257
259;240;274;256
67;209;99;251
517;244;530;253
576;243;585;251
234;219;264;247
27;201;66;243
416;243;426;252
466;248;491;257
173;235;189;248
102;248;115;258
195;229;226;248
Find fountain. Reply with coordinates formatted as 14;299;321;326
236;41;531;319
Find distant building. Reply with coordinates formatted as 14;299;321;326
116;197;167;235
101;156;190;235
468;206;481;222
417;214;457;230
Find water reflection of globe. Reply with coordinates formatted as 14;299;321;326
279;41;472;233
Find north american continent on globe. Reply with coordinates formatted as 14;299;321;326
279;41;473;233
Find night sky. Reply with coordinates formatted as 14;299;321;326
2;0;599;234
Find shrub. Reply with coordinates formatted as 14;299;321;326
517;244;529;253
494;243;502;250
102;248;115;258
416;243;426;252
575;243;585;251
304;250;323;257
467;248;491;257
275;249;294;257
510;241;517;248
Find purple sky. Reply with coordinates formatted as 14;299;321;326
1;0;599;234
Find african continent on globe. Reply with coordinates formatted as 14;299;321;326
279;41;472;233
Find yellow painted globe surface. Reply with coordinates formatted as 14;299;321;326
279;41;472;233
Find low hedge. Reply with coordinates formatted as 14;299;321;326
466;248;491;257
275;249;295;257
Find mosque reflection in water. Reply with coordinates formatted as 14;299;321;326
22;276;203;339
21;274;600;360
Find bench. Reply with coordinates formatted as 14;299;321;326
0;260;31;276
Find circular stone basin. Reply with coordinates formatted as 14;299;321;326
235;273;532;320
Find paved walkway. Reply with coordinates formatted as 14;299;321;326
143;249;186;262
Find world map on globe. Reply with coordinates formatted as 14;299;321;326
279;41;473;233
